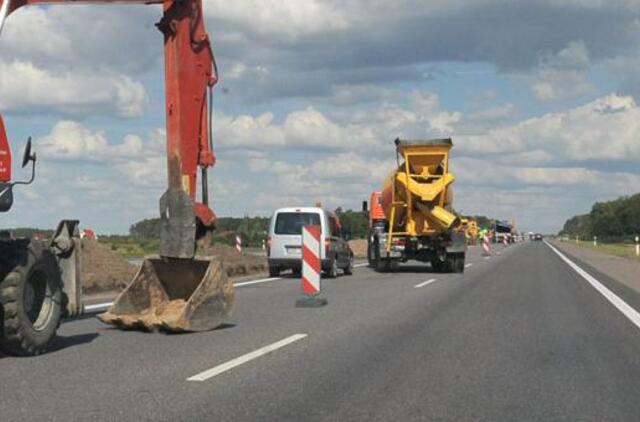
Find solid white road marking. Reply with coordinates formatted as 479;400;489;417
484;256;491;260
187;334;308;382
84;302;113;312
414;278;437;288
354;263;368;268
234;277;282;287
546;241;640;331
465;263;473;268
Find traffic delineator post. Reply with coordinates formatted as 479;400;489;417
503;236;508;247
296;225;327;308
236;234;242;254
482;235;491;256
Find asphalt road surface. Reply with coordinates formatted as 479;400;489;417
2;241;640;421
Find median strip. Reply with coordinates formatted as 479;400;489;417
414;278;437;289
546;241;640;331
187;334;308;382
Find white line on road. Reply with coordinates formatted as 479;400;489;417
465;263;473;268
234;277;282;287
414;278;437;288
546;241;640;331
187;334;308;382
484;256;491;260
84;302;113;312
354;263;368;268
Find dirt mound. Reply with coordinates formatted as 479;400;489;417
81;239;268;295
349;239;368;259
81;239;138;294
197;243;268;277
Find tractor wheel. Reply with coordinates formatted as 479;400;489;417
0;241;62;356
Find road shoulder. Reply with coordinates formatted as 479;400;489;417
550;240;640;295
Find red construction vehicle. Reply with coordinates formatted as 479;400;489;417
0;0;234;355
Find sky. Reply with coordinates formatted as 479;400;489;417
1;0;639;234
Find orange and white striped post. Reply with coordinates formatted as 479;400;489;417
235;234;242;254
296;225;328;308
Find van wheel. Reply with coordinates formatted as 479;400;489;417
268;266;280;277
344;257;354;276
326;258;338;278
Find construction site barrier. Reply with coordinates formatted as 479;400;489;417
296;225;327;308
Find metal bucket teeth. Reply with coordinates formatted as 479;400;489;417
98;257;234;333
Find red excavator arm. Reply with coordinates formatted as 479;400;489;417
0;0;218;258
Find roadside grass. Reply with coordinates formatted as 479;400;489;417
562;239;640;262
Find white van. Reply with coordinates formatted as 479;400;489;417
267;207;353;278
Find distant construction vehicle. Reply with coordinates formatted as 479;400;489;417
460;218;479;245
365;138;466;273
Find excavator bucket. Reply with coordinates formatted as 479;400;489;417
98;257;234;332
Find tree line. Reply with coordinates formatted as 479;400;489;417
560;193;640;242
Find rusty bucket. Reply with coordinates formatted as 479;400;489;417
98;257;234;332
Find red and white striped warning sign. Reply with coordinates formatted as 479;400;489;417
236;234;242;254
301;225;321;295
482;235;491;256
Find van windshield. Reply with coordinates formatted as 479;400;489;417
275;212;321;235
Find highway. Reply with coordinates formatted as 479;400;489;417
2;241;640;421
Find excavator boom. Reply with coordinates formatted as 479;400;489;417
0;0;234;333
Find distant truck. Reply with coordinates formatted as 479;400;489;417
364;138;466;273
492;221;513;243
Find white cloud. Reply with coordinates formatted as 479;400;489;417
0;60;146;117
36;121;163;162
529;41;596;101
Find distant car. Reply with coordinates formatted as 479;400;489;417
533;233;543;241
267;207;354;278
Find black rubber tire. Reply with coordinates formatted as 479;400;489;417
0;241;62;356
431;259;445;273
367;237;375;267
268;266;280;277
344;256;354;276
448;253;465;273
326;257;339;278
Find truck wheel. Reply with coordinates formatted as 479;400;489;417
449;253;465;273
431;259;446;273
0;242;62;356
367;239;375;267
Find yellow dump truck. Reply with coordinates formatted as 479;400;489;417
365;138;466;272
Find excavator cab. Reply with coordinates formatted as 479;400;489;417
0;115;36;213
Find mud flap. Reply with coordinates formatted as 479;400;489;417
98;257;235;332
